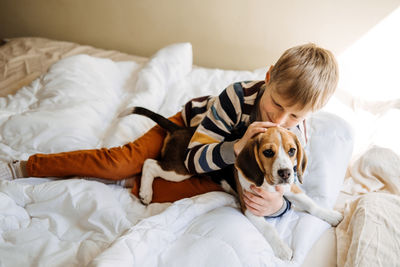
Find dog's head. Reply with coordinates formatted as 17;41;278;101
235;127;307;187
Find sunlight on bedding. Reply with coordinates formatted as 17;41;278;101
324;6;400;158
325;9;400;266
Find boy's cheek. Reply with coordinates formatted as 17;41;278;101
281;122;298;128
283;118;305;128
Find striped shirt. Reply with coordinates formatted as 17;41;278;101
182;80;306;174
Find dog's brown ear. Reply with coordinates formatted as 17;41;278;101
293;134;307;184
235;137;265;186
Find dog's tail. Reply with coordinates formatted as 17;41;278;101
120;106;182;132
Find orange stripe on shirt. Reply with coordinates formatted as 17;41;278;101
191;131;219;145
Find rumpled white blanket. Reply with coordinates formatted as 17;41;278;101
0;43;353;267
343;146;400;195
330;60;400;265
336;146;400;266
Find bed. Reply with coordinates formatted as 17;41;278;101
0;37;399;267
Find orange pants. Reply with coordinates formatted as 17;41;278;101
26;112;223;203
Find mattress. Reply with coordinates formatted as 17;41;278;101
0;37;358;266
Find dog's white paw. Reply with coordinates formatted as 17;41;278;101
324;210;344;226
274;242;293;261
139;187;153;205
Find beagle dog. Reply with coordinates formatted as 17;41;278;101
124;107;343;260
234;126;343;260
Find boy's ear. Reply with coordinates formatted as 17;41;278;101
265;65;274;83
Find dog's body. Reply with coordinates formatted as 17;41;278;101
127;107;343;260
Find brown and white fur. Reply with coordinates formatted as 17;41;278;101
124;107;343;260
234;127;343;260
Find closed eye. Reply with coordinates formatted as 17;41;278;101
271;96;283;109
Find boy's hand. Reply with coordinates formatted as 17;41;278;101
243;185;285;217
234;121;277;156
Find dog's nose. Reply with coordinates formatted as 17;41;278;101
277;168;291;180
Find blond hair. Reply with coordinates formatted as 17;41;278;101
269;43;339;111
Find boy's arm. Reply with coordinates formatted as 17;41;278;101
184;83;243;174
184;81;294;218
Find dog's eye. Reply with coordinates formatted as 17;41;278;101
288;148;296;157
263;149;275;158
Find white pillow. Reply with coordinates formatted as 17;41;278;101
303;111;354;207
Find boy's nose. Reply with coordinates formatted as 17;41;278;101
273;112;288;125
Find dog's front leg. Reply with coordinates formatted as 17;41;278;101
245;210;293;261
284;192;343;226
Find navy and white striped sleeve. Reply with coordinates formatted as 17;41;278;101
184;82;245;174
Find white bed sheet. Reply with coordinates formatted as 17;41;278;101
0;43;353;267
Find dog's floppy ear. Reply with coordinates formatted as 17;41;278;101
292;133;307;184
235;136;265;186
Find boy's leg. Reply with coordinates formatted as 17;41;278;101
0;112;184;182
0;160;135;187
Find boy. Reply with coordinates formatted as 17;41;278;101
0;43;338;218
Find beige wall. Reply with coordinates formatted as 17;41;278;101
0;0;398;69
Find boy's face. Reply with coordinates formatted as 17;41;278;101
259;82;310;128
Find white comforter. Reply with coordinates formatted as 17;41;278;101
0;43;353;267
